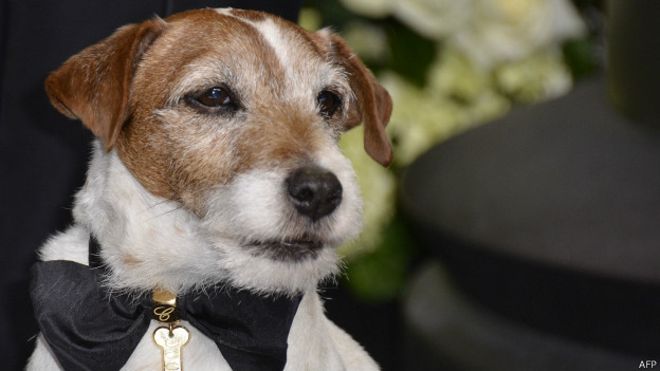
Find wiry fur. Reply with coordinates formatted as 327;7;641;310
28;7;391;370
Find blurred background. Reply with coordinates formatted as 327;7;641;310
307;0;597;297
307;0;660;370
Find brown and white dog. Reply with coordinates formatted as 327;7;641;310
27;7;392;371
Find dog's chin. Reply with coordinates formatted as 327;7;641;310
210;235;341;295
244;237;325;261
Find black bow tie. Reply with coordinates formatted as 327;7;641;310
30;236;302;371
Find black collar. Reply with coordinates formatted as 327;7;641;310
31;235;303;371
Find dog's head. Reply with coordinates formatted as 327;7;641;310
46;8;392;294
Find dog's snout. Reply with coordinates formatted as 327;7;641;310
286;166;343;221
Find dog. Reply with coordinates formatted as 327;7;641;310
27;7;392;371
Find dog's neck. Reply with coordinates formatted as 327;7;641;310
72;143;229;294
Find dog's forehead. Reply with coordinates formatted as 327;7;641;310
153;8;343;101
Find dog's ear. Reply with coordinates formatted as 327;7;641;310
45;18;165;150
316;30;393;167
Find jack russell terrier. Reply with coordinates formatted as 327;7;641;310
27;7;392;371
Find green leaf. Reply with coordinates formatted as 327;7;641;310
562;38;600;80
344;216;418;302
383;19;437;88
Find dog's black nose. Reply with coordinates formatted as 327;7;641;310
286;166;343;221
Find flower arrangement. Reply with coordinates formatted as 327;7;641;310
300;0;598;301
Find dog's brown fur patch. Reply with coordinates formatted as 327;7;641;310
115;10;329;213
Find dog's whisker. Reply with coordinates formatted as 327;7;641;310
146;204;185;220
144;199;171;211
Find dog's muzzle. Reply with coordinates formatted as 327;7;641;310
286;166;343;221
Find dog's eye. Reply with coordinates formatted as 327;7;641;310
317;90;341;119
196;87;232;107
187;86;239;113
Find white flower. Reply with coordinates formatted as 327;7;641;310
427;46;490;102
383;72;461;165
450;0;585;68
391;0;470;40
339;0;393;18
494;48;573;102
339;0;585;69
384;50;510;166
340;0;468;39
342;21;389;62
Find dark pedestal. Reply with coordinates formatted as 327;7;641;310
403;262;637;371
400;77;660;365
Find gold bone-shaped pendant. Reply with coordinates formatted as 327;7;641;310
154;326;190;371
